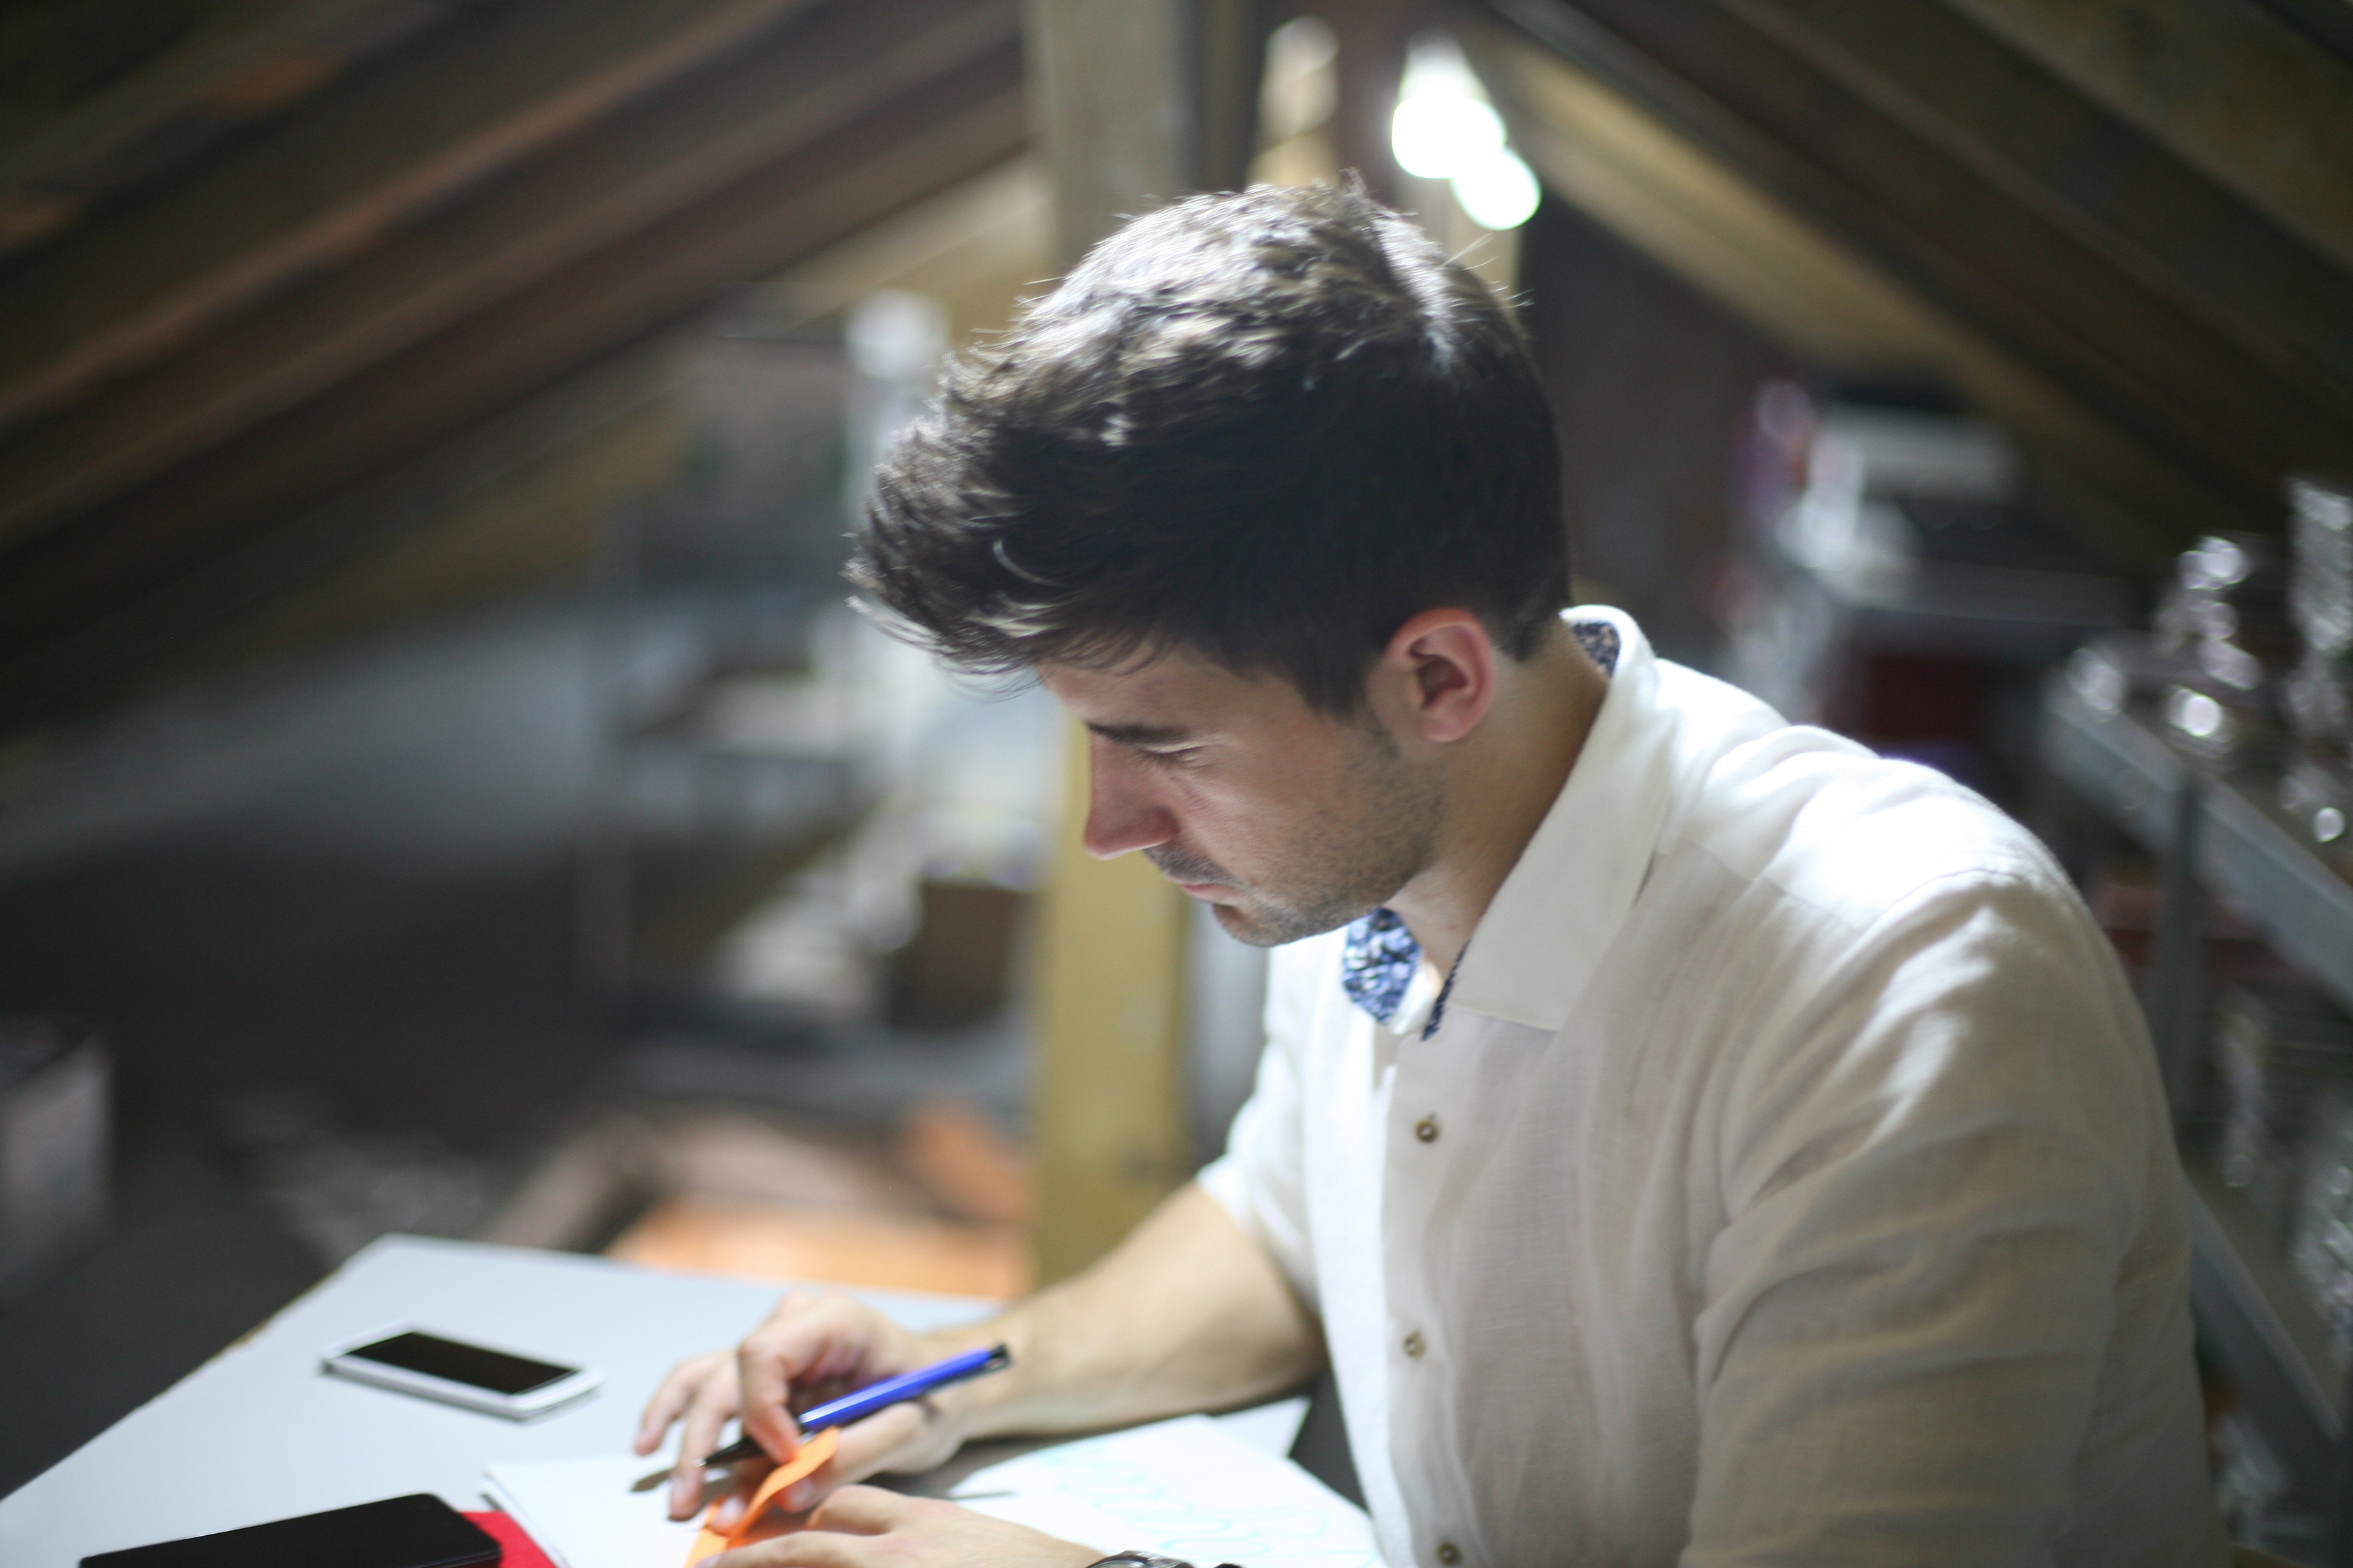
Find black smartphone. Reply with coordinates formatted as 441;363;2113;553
80;1493;500;1568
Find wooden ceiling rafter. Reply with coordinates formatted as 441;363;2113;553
1482;0;2345;496
0;0;486;258
17;330;692;728
0;0;1027;729
1719;0;2353;423
1939;0;2353;282
1467;12;2208;570
1468;0;2353;561
0;0;1020;556
0;0;831;439
0;63;1025;644
194;159;1054;684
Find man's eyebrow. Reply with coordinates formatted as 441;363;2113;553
1086;721;1197;747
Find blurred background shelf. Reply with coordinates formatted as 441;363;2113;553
2201;771;2353;1024
2043;652;2353;1561
2187;1161;2343;1476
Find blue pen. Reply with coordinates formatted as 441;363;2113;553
699;1343;1012;1469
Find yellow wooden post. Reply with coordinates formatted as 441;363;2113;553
1030;717;1192;1282
1019;0;1265;1282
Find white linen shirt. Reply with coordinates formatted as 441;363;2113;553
1198;608;2224;1568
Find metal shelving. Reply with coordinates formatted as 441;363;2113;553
2187;1162;2342;1486
2041;679;2353;1558
2204;772;2353;1018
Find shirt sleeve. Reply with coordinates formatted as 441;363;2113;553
1687;871;2224;1567
1195;933;1332;1310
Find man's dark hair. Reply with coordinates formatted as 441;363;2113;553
851;182;1571;715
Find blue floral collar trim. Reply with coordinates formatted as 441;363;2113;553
1339;908;1460;1041
1572;619;1621;675
1340;908;1419;1025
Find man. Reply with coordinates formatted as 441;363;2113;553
636;183;2224;1567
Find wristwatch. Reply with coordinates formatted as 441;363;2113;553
1087;1553;1240;1568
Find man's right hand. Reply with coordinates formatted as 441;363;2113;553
633;1290;975;1522
635;1184;1323;1528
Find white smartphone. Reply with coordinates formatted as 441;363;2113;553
321;1325;604;1418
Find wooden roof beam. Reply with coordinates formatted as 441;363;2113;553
0;0;824;436
0;0;1017;555
1721;0;2353;425
196;158;1053;679
1470;0;2353;539
1939;0;2353;281
0;26;1026;724
0;0;481;257
1462;3;2266;565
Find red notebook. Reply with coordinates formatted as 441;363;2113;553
463;1510;558;1568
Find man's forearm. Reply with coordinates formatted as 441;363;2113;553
925;1182;1323;1439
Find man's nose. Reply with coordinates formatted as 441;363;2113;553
1081;745;1177;860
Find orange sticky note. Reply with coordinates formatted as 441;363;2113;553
684;1427;839;1568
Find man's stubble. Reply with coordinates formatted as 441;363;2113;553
1147;727;1445;948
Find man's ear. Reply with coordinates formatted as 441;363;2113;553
1375;609;1498;745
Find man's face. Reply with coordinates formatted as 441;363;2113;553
1041;648;1444;946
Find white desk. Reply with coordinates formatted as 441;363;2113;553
0;1236;1006;1566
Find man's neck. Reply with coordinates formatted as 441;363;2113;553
1387;629;1611;976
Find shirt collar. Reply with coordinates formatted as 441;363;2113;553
1444;605;1680;1034
1338;607;1668;1036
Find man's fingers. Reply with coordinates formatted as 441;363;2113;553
709;1534;862;1568
826;1404;928;1486
636;1351;726;1456
708;1465;776;1534
736;1324;808;1459
736;1291;918;1458
706;1490;920;1568
682;1290;937;1523
665;1459;710;1523
669;1362;748;1520
759;1405;931;1515
705;1493;1099;1568
803;1484;909;1534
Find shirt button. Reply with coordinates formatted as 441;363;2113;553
1436;1544;1462;1565
1415;1115;1440;1143
1403;1330;1425;1358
